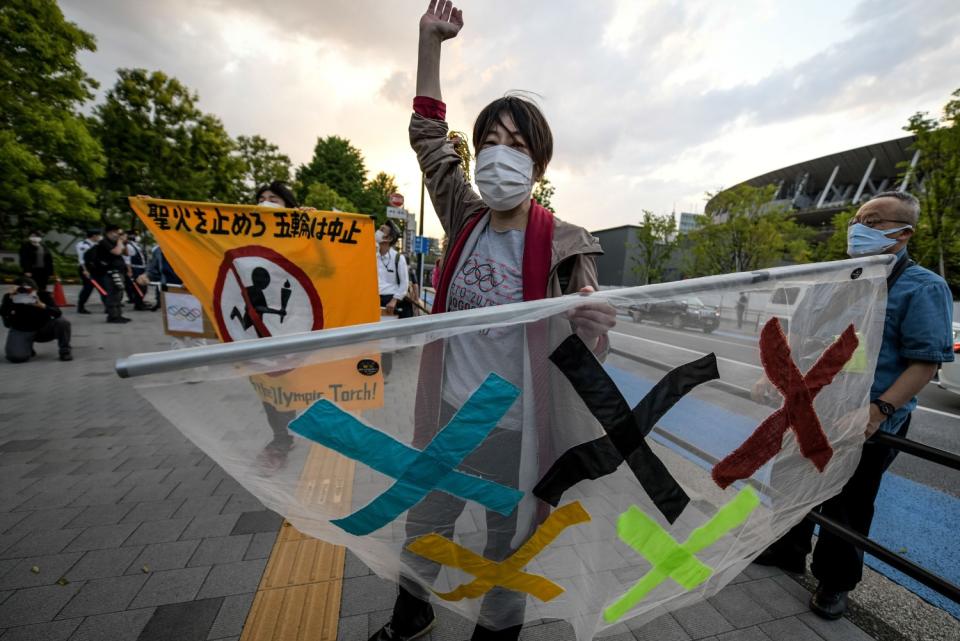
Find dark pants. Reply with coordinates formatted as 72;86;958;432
393;404;525;640
125;268;146;308
103;270;125;320
29;271;51;293
263;401;295;447
736;306;745;329
77;267;94;310
765;416;910;591
5;318;72;362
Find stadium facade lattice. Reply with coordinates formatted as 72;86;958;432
706;135;919;229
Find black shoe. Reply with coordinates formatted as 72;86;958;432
256;440;295;473
134;305;149;311
752;548;805;575
77;307;91;314
368;612;435;641
809;586;848;620
60;351;73;362
107;316;132;324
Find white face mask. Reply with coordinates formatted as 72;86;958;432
259;200;282;208
29;236;41;245
375;230;386;244
474;145;534;211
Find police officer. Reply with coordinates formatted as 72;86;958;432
88;225;131;324
124;229;148;310
75;229;101;314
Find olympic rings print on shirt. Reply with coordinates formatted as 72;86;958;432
461;257;504;293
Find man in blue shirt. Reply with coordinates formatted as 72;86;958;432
754;191;954;619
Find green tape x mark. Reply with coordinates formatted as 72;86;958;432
604;486;760;622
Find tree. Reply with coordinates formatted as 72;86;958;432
0;0;105;239
631;211;678;285
186;113;246;204
687;184;812;276
904;88;960;287
815;209;857;263
94;69;246;224
295;136;368;208
235;134;292;194
302;183;357;212
533;177;556;213
361;171;400;222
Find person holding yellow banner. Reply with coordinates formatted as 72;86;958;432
129;182;382;470
251;181;303;469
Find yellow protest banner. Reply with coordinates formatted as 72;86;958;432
130;197;382;410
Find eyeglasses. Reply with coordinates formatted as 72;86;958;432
847;217;913;229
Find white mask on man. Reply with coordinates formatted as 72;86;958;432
474;145;535;211
375;230;386;244
29;236;41;245
258;200;282;208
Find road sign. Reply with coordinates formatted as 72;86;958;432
388;193;404;208
414;236;431;255
386;206;406;220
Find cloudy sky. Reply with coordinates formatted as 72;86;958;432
60;0;960;238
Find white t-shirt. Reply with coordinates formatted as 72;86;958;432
377;248;409;300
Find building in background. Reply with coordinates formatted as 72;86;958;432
678;212;702;234
707;135;919;230
593;135;920;287
592;225;684;287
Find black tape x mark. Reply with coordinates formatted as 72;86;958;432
534;335;719;523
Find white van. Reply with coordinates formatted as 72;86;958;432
756;285;804;334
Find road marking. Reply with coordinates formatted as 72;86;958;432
611;332;762;371
618;320;760;350
915;405;960;420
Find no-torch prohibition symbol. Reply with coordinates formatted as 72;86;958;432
213;245;324;342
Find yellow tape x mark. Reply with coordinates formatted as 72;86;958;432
406;502;591;603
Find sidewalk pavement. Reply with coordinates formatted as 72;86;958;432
0;287;946;641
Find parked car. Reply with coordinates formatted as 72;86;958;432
936;322;960;395
628;296;720;333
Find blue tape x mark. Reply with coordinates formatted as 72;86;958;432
290;372;524;536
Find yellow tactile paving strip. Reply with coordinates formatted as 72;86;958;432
241;444;356;641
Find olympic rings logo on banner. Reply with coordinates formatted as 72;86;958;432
167;305;202;322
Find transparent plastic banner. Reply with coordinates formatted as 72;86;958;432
124;257;892;640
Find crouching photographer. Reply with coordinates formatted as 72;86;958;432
1;277;72;363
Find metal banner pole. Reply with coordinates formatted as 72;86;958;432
115;255;894;378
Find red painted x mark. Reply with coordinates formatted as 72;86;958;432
712;318;859;489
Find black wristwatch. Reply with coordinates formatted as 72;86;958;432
871;399;896;417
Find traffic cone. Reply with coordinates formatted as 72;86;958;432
53;279;73;307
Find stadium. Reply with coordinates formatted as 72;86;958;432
705;135;919;228
594;135;921;287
